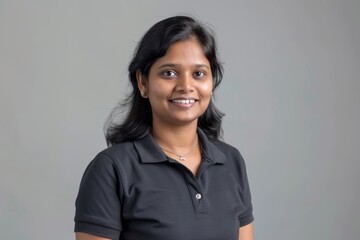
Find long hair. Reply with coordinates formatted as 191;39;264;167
105;16;224;146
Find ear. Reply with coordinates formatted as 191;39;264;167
136;70;148;98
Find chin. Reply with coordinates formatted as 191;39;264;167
171;115;200;125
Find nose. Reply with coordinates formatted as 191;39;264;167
175;73;194;92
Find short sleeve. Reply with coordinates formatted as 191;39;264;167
237;151;254;227
74;153;122;239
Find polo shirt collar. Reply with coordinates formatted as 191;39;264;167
133;128;226;164
198;129;226;164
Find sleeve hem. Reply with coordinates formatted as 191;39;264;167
74;221;121;239
239;214;254;227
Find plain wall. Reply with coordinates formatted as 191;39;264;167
1;0;359;239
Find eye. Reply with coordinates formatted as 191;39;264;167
161;70;177;79
193;71;206;79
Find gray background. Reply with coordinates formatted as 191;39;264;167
1;0;359;239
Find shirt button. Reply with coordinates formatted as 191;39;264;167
195;193;202;200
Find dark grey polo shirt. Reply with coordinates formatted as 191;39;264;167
74;129;253;240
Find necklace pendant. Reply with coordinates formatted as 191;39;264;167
179;156;186;161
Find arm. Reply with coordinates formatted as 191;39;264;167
238;223;254;240
74;154;122;240
75;232;111;240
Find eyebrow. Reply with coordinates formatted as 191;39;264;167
158;63;210;69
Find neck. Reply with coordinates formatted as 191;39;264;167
152;122;198;151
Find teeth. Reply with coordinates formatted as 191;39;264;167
172;99;195;104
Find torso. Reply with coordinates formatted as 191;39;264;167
74;129;254;240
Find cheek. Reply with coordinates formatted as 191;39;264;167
198;81;213;97
148;83;168;98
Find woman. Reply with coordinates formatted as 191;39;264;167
74;16;254;240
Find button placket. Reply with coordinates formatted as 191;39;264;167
173;158;211;214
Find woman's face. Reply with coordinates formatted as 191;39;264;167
137;38;213;128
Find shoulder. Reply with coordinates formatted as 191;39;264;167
100;141;136;157
212;139;239;153
210;139;248;170
212;139;243;159
82;141;138;179
94;141;138;165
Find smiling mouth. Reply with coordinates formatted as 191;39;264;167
170;99;196;104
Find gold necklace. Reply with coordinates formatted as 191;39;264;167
160;137;198;161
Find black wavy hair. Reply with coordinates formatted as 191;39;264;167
105;16;224;146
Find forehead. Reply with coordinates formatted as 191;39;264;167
152;38;210;67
